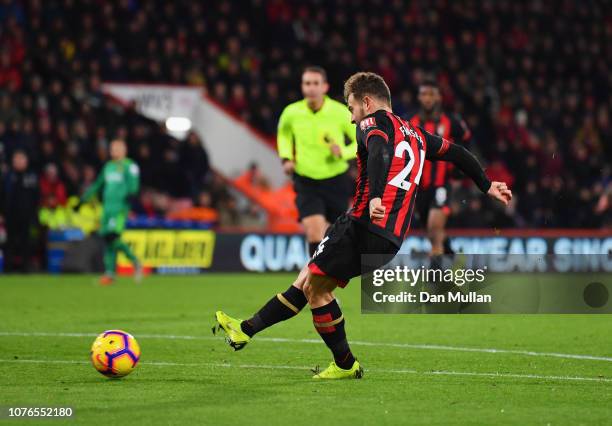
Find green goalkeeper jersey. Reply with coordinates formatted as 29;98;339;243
83;158;140;214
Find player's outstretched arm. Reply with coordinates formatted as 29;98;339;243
424;131;512;205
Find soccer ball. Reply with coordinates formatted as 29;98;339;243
90;330;141;378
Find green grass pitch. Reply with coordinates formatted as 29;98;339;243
1;274;611;425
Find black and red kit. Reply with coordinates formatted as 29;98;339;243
409;112;471;189
410;112;471;218
308;109;489;286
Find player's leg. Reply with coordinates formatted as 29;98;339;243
303;273;361;379
239;265;309;336
213;265;309;350
322;173;352;242
214;188;349;348
308;226;400;375
108;213;135;263
427;186;451;260
304;215;364;379
425;187;462;313
302;214;328;257
294;175;328;256
108;212;142;282
427;207;448;256
101;233;118;285
99;211;117;284
113;238;143;282
415;187;432;237
213;215;349;355
114;239;138;265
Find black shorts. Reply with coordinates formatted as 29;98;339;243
293;172;352;223
415;184;451;227
308;214;399;287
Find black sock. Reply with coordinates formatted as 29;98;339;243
308;241;320;257
311;299;355;370
443;237;455;256
430;254;443;271
240;285;307;337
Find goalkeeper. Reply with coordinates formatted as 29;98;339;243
80;139;142;285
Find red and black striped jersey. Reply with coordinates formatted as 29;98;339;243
350;109;452;246
409;112;471;189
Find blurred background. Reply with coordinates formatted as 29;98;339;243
0;0;610;273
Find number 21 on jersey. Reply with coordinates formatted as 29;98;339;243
388;140;425;192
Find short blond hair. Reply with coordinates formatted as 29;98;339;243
343;72;391;105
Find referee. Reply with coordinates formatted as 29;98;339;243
277;66;357;257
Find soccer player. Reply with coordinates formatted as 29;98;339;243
80;139;142;285
214;72;511;379
409;79;471;257
277;66;357;256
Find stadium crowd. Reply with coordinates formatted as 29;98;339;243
0;0;610;267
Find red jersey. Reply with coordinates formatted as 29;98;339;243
409;112;470;188
350;110;451;246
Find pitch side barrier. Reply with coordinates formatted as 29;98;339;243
41;228;611;276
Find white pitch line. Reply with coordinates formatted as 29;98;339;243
0;358;610;383
1;331;612;363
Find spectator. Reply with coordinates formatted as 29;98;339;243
180;132;210;198
1;150;39;271
158;148;185;197
0;50;21;89
0;0;608;229
39;163;67;207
